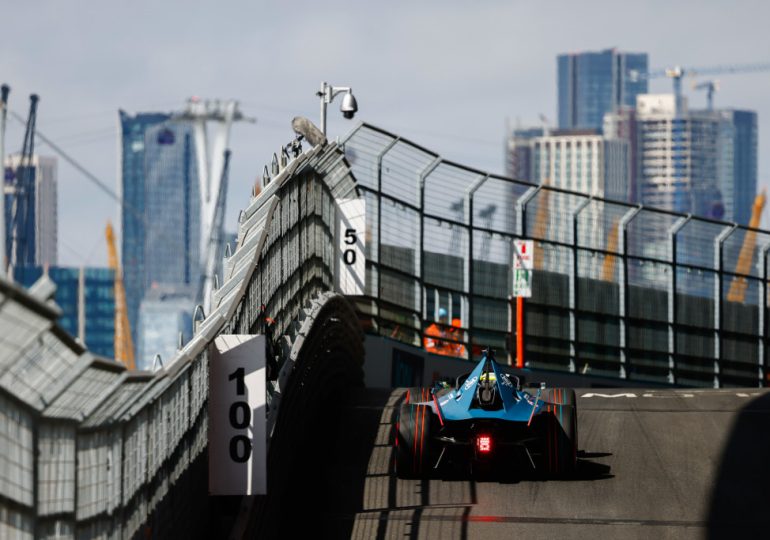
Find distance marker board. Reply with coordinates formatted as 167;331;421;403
335;197;366;295
209;334;266;495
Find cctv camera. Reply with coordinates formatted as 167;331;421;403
340;91;358;119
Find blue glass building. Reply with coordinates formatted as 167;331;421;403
137;285;194;371
119;112;200;353
119;111;170;348
142;122;200;291
558;49;648;130
719;110;758;226
14;266;116;358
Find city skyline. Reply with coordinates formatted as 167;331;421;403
2;1;769;268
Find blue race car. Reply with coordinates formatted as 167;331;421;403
395;349;578;478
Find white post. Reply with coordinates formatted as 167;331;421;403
0;85;9;278
78;266;86;344
320;81;328;135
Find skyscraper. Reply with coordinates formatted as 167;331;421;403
717;110;758;225
531;130;630;201
603;106;640;203
3;154;57;267
504;126;543;181
119;111;170;347
13;266;116;358
558;48;648;131
136;284;194;371
119;112;199;348
142;122;200;290
636;94;724;219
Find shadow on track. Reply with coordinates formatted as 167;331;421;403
707;392;770;539
253;387;614;539
468;450;613;485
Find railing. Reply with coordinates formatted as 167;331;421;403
342;123;769;388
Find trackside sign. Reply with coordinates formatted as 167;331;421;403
335;197;366;295
513;239;534;298
209;334;266;495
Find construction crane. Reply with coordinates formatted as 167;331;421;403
629;61;770;111
106;222;135;370
172;98;254;314
601;219;620;281
8;94;39;269
199;149;231;309
692;80;720;110
726;191;766;303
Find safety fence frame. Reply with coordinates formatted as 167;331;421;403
341;122;770;388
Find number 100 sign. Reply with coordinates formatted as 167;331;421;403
209;334;266;495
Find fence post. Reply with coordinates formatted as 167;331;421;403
419;157;442;346
667;215;691;385
514;185;541;366
714;224;737;389
618;205;642;380
571;197;593;374
465;174;489;361
758;244;770;387
375;138;399;327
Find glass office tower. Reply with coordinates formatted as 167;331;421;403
142;122;200;291
14;266;116;358
558;48;648;131
119;111;170;347
718;110;758;226
119;112;199;351
137;285;194;371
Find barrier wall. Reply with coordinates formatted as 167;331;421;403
0;139;359;539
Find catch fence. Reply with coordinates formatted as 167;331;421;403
342;123;769;388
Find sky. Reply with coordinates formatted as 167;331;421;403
3;0;770;267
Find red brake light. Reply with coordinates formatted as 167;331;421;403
477;435;492;453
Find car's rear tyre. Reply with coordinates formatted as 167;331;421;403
541;388;578;451
541;388;576;407
404;387;430;405
540;403;577;475
395;403;433;478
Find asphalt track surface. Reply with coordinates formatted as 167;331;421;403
255;387;770;539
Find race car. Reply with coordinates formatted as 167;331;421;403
394;348;578;478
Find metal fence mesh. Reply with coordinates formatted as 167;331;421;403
342;123;770;388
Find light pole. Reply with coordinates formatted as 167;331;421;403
0;84;9;278
317;81;358;135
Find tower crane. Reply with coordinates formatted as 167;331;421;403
692;80;720;111
726;191;766;303
629;61;770;111
8;94;39;269
171;98;255;314
106;222;135;370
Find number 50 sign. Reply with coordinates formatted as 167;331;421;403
335;197;366;295
209;335;266;495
